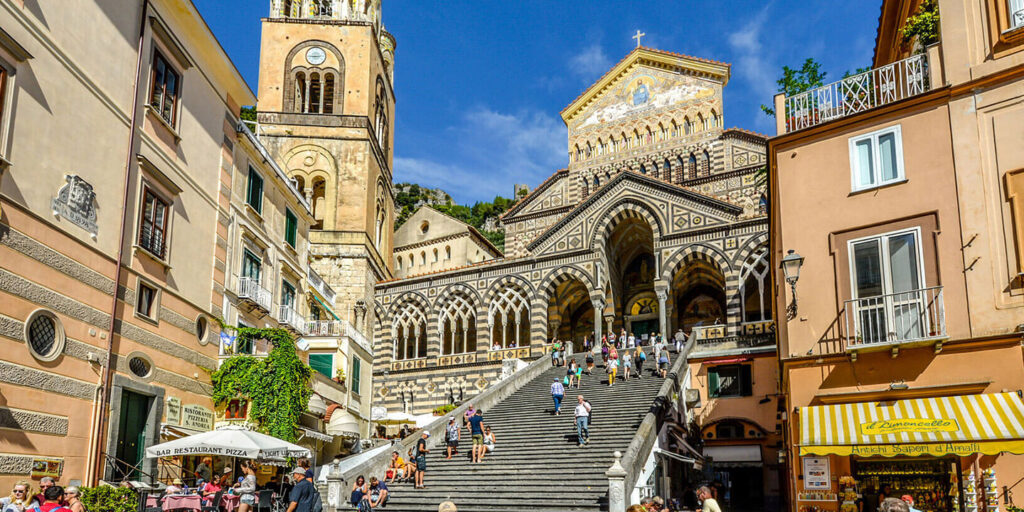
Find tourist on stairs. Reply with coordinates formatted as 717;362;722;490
607;346;619;386
482;426;496;457
445;417;460;459
574;361;583;388
414;432;429;489
574;395;591;446
467;410;486;463
550;377;565;415
658;349;671;378
567;359;579;387
634;346;646;379
586;350;595;375
622;349;633;381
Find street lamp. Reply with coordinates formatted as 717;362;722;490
780;250;804;319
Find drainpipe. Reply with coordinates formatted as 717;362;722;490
90;0;149;485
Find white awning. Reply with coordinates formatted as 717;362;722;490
702;445;762;463
145;425;311;460
298;427;333;442
327;410;361;437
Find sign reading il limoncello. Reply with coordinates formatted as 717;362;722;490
859;419;959;436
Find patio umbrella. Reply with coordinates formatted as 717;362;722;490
145;426;311;460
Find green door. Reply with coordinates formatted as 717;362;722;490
114;390;150;480
631;319;659;340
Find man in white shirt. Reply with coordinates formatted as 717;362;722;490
573;395;591;446
674;329;686;352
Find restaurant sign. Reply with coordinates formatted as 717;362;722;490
182;404;214;431
859;418;959;436
165;397;182;426
801;440;1024;457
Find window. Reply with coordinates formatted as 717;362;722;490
281;280;296;307
0;66;9;148
351;357;361;394
195;316;209;344
433;248;439;263
309;353;334;378
246;167;264;214
849;126;904;191
709;364;752;398
24;309;65;362
285;208;298;248
716;421;744;439
138;188;169;259
127;353;153;380
849;228;927;343
149;51;180;127
445;246;451;260
396;256;403;270
136;281;158;320
242;249;261;282
236;321;253;354
1013;0;1024;29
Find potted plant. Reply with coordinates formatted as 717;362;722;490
335;368;346;385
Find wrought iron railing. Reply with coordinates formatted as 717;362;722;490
278;304;306;334
843;286;946;349
784;53;930;132
237;276;273;312
304;319;373;354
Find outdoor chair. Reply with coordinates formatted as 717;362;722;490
200;490;224;512
256;490;275;512
143;490;165;512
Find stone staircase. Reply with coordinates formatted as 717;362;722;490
379;350;669;512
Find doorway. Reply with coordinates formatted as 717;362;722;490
114;390;150;480
629;318;659;341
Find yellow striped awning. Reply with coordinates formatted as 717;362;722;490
799;392;1024;457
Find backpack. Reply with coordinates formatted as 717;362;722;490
310;490;324;512
639;351;647;361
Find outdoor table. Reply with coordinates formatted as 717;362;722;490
220;494;241;512
158;494;202;511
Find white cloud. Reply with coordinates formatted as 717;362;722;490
569;42;611;79
728;5;776;104
394;106;566;203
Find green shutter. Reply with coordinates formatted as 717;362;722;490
285;209;297;247
351;358;361;394
247;168;263;214
740;365;753;397
309;353;333;378
708;369;720;398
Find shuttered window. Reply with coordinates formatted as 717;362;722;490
285;208;297;247
309;353;333;378
351;357;361;394
709;364;752;398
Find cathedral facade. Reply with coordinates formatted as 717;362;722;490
373;47;771;415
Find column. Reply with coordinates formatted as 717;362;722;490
606;451;628;512
655;280;669;338
591;297;605;350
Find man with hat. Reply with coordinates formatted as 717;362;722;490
285;466;315;512
414;431;430;489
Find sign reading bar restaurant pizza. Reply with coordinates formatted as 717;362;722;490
859;419;959;436
182;404;214;431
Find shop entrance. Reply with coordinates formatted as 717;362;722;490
852;457;962;512
716;465;763;512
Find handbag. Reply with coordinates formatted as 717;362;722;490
562;376;569;385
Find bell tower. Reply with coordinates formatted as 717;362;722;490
256;0;396;337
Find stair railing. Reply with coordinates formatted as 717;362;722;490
325;353;554;509
613;342;692;511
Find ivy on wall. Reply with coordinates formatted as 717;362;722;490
211;328;313;442
900;0;940;49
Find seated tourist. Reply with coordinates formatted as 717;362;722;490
387;451;404;483
368;477;388;509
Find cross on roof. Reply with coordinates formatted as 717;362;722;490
633;30;646;48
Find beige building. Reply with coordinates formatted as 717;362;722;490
0;0;253;487
391;207;502;280
770;1;1024;510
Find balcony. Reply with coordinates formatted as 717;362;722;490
843;286;946;357
304;319;374;355
278;304;307;335
782;52;931;133
237;276;272;312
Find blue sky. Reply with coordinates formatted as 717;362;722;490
194;1;881;204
